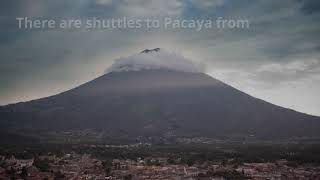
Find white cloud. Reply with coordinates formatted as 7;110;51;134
105;49;203;73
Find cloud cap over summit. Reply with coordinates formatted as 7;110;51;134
105;49;204;73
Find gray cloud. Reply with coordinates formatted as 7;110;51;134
248;59;320;86
299;0;320;14
211;58;320;85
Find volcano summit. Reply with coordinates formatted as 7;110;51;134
105;48;202;73
0;49;320;140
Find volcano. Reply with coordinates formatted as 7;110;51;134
1;49;320;139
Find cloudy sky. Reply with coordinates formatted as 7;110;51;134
1;0;320;115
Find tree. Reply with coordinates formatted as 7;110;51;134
54;171;66;180
124;174;132;180
20;166;28;178
33;157;51;172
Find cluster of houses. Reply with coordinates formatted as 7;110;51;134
0;153;319;180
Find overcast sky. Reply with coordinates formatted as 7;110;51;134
1;0;320;116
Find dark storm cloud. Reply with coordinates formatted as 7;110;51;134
299;0;320;14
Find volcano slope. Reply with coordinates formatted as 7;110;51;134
1;49;320;140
